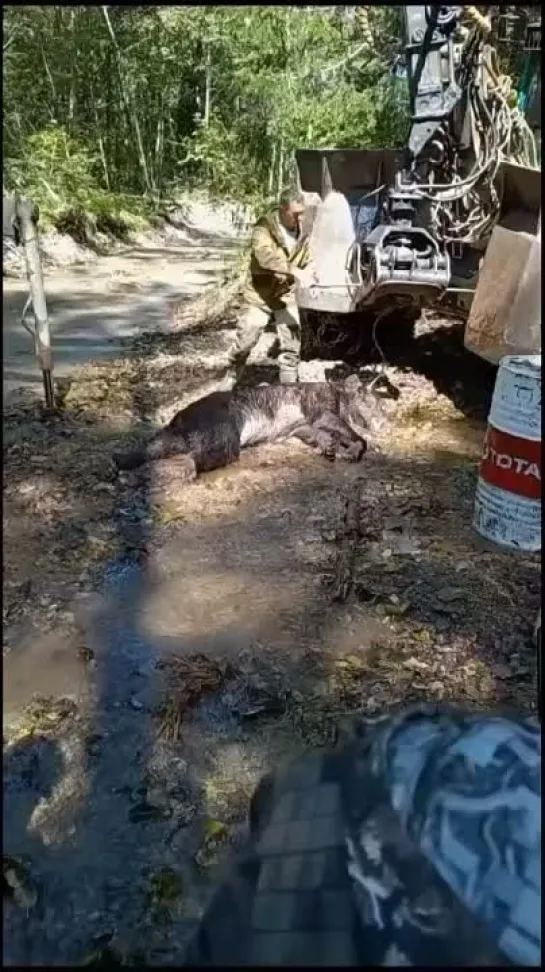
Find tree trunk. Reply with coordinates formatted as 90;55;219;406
90;85;110;190
277;139;285;197
280;10;291;195
268;141;277;195
67;9;76;129
154;108;164;198
40;44;57;121
101;5;154;197
203;44;212;128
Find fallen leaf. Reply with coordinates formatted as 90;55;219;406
403;656;430;671
349;654;368;670
204;818;227;842
435;587;465;603
385;601;412;617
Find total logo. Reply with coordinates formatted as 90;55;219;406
482;443;541;480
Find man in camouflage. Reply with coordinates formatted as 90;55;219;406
221;189;311;389
185;705;541;966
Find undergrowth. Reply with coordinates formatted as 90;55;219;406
4;125;157;242
4;123;259;249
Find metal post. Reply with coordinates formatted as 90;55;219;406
16;195;55;410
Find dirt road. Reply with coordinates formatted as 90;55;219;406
3;291;540;963
3;228;240;403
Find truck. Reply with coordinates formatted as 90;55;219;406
294;5;541;364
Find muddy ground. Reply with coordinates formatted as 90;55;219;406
3;300;540;965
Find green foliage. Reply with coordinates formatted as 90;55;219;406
372;77;411;149
3;4;412;229
178;115;265;201
4;125;100;229
4;123;151;239
88;193;152;237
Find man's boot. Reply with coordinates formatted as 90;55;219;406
279;371;298;385
278;352;299;385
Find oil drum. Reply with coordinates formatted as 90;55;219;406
473;354;541;552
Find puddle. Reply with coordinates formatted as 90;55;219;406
3;557;152;732
3;630;87;728
386;414;486;461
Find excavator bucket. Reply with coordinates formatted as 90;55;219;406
295;149;402;314
464;160;542;363
296;148;403;201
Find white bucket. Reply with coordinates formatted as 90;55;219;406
473;354;541;552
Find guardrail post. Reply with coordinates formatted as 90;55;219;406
16;195;55;410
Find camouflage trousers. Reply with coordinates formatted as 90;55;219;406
184;706;541;966
225;300;301;386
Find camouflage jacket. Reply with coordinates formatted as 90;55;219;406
185;706;541;966
243;209;311;311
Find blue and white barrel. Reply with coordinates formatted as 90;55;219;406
473;354;541;552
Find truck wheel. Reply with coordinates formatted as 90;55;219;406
300;307;418;363
299;309;320;360
376;308;418;353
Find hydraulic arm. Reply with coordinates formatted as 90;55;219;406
295;5;540;325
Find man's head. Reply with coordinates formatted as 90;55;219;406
278;188;305;233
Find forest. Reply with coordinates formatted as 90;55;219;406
3;5;409;234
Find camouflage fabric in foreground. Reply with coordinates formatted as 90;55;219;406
184;706;541;966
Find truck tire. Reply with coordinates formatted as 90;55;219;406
300;307;418;363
